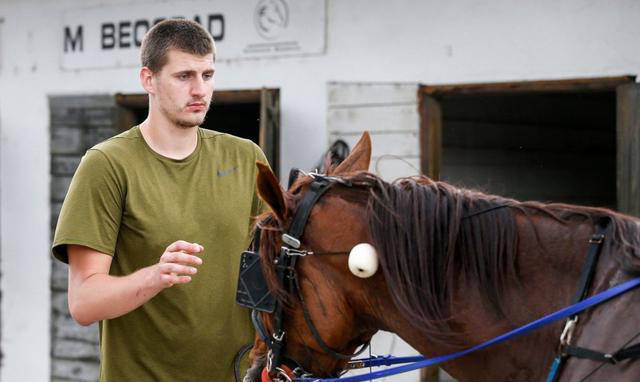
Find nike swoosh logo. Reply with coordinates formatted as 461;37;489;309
217;167;238;177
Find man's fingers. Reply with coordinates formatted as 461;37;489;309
166;240;204;254
159;263;198;275
160;251;203;265
157;241;204;289
173;275;192;284
160;273;192;285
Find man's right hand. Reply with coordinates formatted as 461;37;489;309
154;240;204;288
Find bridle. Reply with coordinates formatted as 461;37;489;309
546;217;640;381
237;173;371;381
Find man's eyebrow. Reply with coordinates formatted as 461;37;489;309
173;69;215;76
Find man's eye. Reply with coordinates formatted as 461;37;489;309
203;73;214;80
179;74;190;80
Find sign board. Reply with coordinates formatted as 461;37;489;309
61;0;326;70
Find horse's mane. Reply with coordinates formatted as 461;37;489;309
364;173;640;342
256;172;640;341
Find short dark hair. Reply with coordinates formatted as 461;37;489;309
141;19;215;72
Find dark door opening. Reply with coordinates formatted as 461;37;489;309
115;89;280;177
420;76;636;209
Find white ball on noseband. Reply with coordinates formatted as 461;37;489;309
348;243;379;278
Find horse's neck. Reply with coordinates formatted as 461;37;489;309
367;214;612;381
503;214;597;322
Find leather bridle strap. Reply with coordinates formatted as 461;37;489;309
267;249;297;372
233;343;253;382
563;342;640;364
546;218;610;382
291;265;371;360
571;218;610;304
285;178;334;246
252;309;271;344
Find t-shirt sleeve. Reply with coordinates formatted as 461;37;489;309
251;144;270;219
52;149;125;263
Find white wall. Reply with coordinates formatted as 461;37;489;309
0;0;639;380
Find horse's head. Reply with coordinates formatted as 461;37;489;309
247;132;389;380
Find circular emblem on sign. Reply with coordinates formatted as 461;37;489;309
254;0;289;40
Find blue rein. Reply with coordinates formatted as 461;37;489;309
295;276;640;382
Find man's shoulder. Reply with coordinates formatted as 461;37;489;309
199;129;261;155
199;128;253;145
90;126;143;159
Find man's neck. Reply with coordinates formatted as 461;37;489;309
139;116;199;160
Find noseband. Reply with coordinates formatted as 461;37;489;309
236;173;370;381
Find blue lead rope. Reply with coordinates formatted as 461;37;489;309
545;356;563;382
296;276;640;382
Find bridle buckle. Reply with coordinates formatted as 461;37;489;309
560;316;578;346
281;246;313;257
282;234;301;248
589;234;605;244
273;330;285;342
604;353;619;364
273;367;293;382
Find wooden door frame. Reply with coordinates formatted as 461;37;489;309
418;76;636;210
616;83;640;216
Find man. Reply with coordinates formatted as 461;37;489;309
52;19;267;381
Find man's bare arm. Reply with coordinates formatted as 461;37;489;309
67;240;204;326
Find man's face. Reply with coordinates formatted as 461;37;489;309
151;49;215;128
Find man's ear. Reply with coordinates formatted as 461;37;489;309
332;131;372;174
140;67;155;95
256;162;288;223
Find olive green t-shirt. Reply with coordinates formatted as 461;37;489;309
52;126;267;381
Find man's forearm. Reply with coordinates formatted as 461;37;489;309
68;265;162;326
67;241;203;326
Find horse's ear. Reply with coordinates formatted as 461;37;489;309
331;131;371;174
256;162;288;222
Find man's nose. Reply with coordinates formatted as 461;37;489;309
191;77;206;97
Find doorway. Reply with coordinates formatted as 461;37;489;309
115;88;280;177
419;76;636;210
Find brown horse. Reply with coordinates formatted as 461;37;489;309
245;132;640;382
